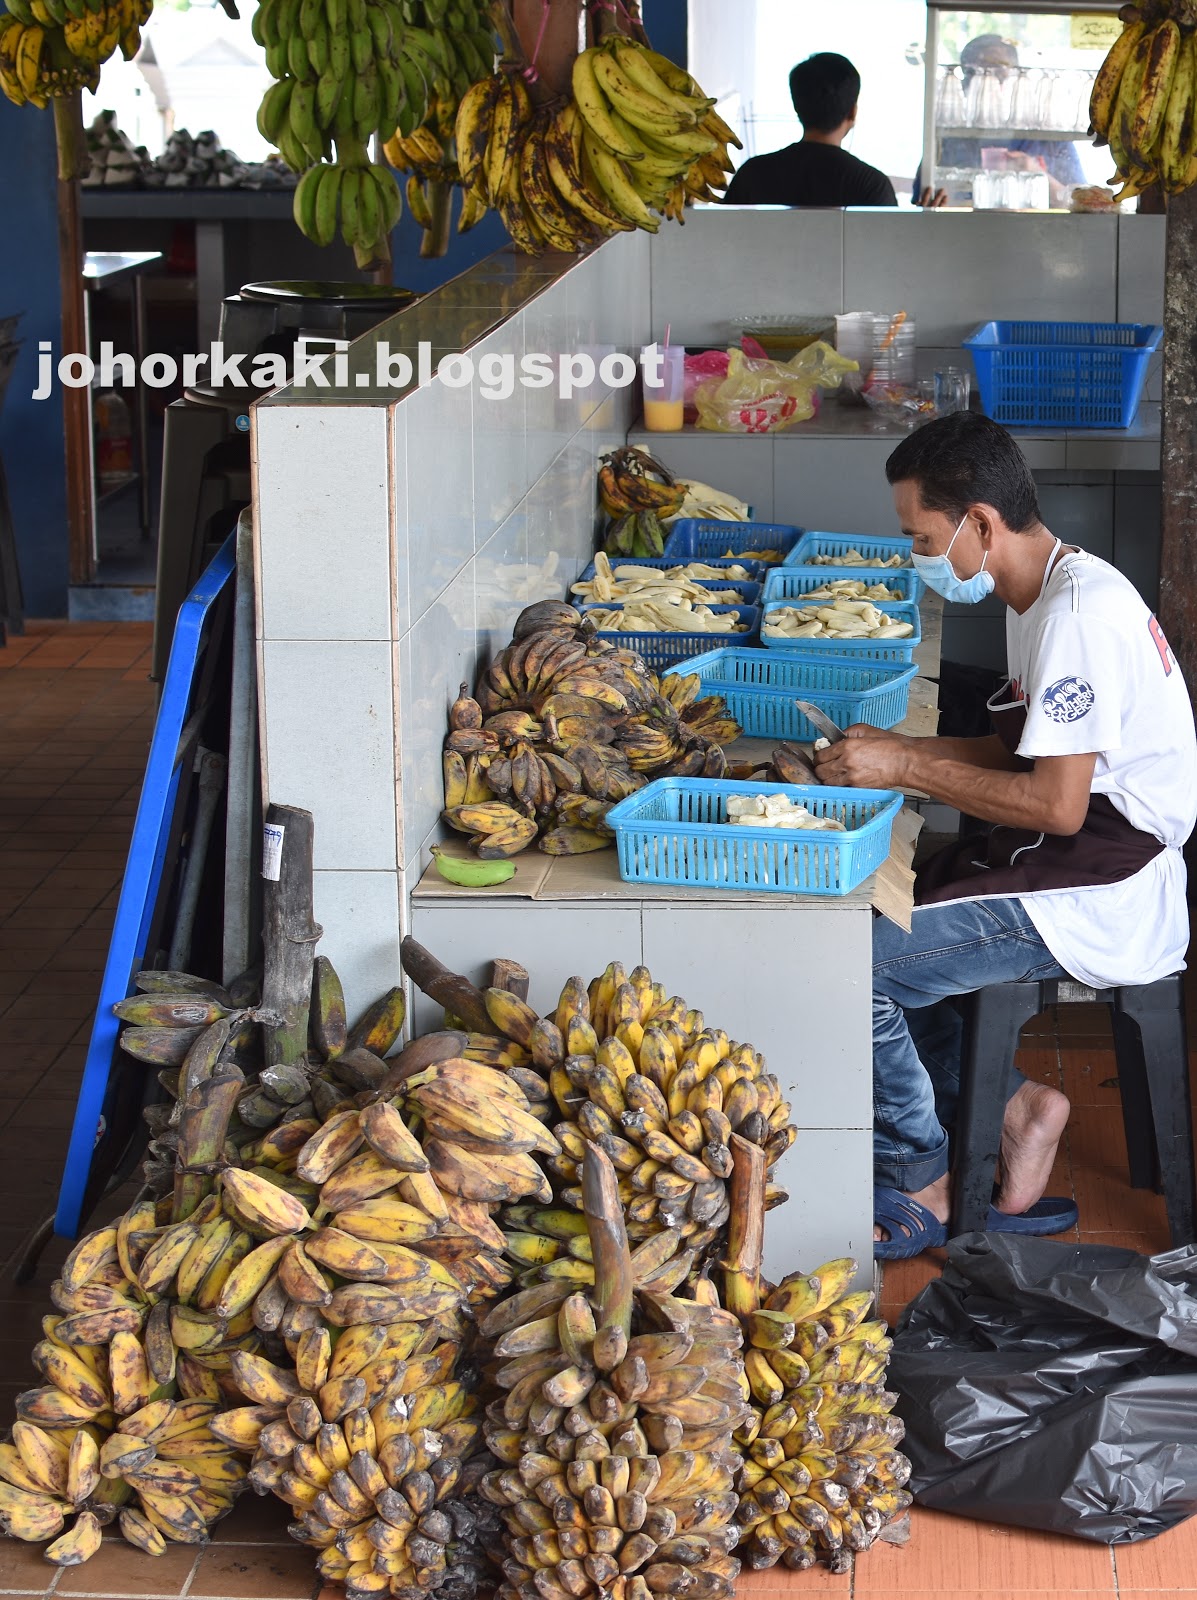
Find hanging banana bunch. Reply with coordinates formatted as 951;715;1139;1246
1090;0;1197;201
0;0;151;178
453;26;740;256
253;0;496;269
383;96;473;258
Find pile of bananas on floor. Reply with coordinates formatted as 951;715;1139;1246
0;0;149;109
598;448;750;562
439;599;742;867
0;937;912;1589
1089;0;1197;201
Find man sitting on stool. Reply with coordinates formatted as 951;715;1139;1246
814;414;1197;1258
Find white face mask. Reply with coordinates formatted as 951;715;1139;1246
911;512;996;604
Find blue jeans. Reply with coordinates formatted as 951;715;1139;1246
873;896;1067;1192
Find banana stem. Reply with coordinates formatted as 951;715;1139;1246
491;0;525;66
172;1069;244;1221
419;180;454;259
582;1143;634;1340
54;94;88;183
723;1132;766;1318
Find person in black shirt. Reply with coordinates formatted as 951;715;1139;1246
723;52;898;209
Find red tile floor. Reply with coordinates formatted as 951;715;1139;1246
1;620;1195;1600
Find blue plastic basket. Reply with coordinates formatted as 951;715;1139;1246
762;599;920;662
787;531;914;568
576;555;765;586
664;649;919;741
591;605;761;671
605;778;904;896
764;566;921;605
662;519;804;564
963;320;1162;429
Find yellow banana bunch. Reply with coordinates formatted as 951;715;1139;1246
1090;1;1197;200
721;1136;911;1578
480;1145;746;1600
453;36;735;254
440;598;741;862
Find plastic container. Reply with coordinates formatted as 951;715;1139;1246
590;605;761;672
94;387;133;487
963;320;1163;429
762;598;921;662
786;531;914;568
605;778;905;896
763;566;922;605
641;344;685;432
663;650;919;742
662;519;803;565
576;555;765;587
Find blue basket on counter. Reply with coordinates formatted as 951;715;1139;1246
763;566;922;605
762;599;920;662
605;778;904;896
587;604;761;672
963;320;1162;429
662;519;804;565
575;554;766;586
664;650;919;742
786;531;914;568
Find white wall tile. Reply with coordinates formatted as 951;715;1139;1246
843;211;1119;345
313;870;403;1026
526;433;603;584
398;564;476;874
649;209;844;345
1117;215;1165;326
255;404;392;642
774;437;902;533
389;406;410;644
764;1129;873;1290
471;311;528;546
404;373;475;622
407;901;645;1037
475;506;529;666
260;641;396;870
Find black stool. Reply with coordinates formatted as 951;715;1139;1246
953;974;1196;1245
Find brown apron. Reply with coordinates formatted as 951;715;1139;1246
915;682;1165;908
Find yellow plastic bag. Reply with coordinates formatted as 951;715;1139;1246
693;343;859;434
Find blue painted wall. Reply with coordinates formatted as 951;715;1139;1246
646;0;687;68
0;97;69;618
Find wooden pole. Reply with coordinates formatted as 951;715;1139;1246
55;94;93;586
261;804;322;1069
1158;184;1197;690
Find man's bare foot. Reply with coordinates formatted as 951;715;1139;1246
874;1174;951;1243
994;1080;1071;1216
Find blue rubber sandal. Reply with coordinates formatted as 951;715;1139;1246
873;1187;949;1260
985;1195;1079;1235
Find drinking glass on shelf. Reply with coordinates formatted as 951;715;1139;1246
936;64;966;127
935;367;970;414
1035;69;1058;128
1009;68;1038;130
975;68;1004;129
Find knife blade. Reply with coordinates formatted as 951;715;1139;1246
794;700;846;745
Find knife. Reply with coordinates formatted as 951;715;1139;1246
794;700;846;746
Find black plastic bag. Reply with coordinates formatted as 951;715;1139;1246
889;1232;1197;1542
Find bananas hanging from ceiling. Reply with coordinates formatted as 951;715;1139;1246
0;0;150;111
454;35;740;256
1090;0;1197;200
253;0;496;268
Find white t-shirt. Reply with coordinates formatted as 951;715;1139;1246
1004;548;1197;988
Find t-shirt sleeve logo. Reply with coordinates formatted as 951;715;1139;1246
1041;676;1095;724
